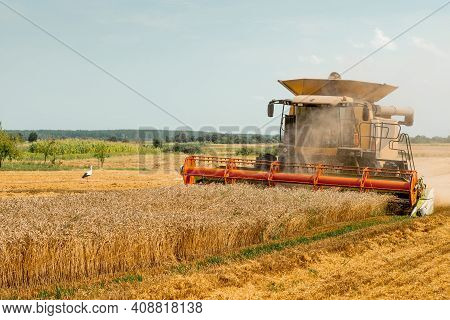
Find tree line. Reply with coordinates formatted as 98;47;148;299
8;130;449;144
7;129;279;144
409;135;450;143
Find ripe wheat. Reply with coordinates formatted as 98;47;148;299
0;184;391;287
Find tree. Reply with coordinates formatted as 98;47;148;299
48;141;62;165
197;135;205;143
174;132;187;143
28;132;38;142
93;142;109;168
15;133;25;143
36;140;56;163
210;133;219;143
0;130;20;168
152;138;163;148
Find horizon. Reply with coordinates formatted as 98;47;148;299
6;128;450;139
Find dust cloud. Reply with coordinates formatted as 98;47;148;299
415;157;450;205
291;106;347;165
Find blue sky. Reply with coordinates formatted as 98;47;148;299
0;0;449;136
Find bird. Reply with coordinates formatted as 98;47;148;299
82;165;93;181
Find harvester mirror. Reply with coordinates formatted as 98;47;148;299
267;102;274;117
362;105;370;121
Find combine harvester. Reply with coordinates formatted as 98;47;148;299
181;72;434;216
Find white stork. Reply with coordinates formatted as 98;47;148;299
82;165;93;181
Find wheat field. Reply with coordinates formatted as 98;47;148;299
0;184;391;287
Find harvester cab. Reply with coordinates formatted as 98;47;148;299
181;72;434;216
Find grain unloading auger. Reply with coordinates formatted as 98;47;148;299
181;72;434;216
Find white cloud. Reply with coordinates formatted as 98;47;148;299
371;28;397;50
411;37;448;58
298;54;323;65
